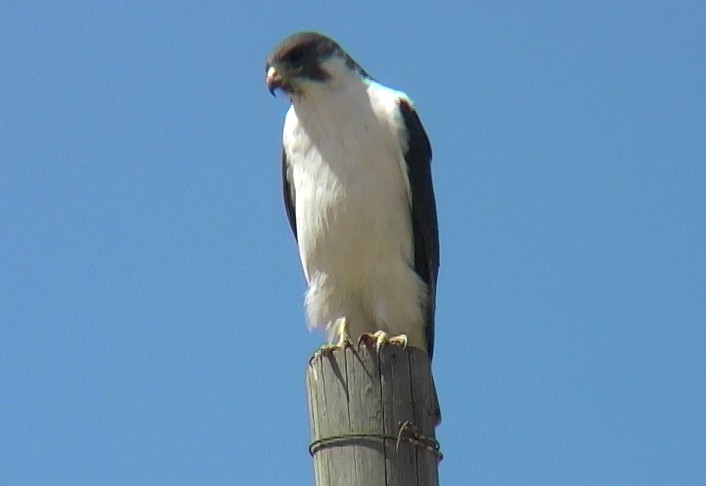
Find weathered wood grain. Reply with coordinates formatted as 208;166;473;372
307;346;440;486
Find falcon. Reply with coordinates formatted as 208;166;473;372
265;32;439;367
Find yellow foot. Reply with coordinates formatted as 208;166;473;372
309;318;352;365
357;330;408;353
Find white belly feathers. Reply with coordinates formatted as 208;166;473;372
282;83;428;350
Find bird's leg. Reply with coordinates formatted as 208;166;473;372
357;330;408;353
309;317;352;364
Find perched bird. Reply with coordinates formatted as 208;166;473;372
265;32;439;368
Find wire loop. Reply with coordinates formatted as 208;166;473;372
309;421;443;462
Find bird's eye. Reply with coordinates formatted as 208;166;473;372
287;49;304;66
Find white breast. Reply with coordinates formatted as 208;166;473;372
282;80;428;349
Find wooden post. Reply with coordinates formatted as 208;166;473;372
307;346;441;486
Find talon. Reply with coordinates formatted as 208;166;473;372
388;334;408;349
357;331;408;353
374;331;388;353
357;333;376;349
310;317;351;364
358;331;383;350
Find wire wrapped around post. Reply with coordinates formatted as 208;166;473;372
306;346;441;486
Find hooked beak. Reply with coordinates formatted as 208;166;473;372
266;65;284;97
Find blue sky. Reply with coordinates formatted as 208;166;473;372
1;2;705;484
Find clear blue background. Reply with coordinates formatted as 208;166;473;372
2;2;704;484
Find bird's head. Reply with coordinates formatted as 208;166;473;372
265;32;369;99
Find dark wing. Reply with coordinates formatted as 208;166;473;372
281;148;297;241
398;99;440;360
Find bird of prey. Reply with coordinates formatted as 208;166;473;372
265;32;439;366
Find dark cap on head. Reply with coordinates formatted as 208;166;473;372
265;32;369;95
